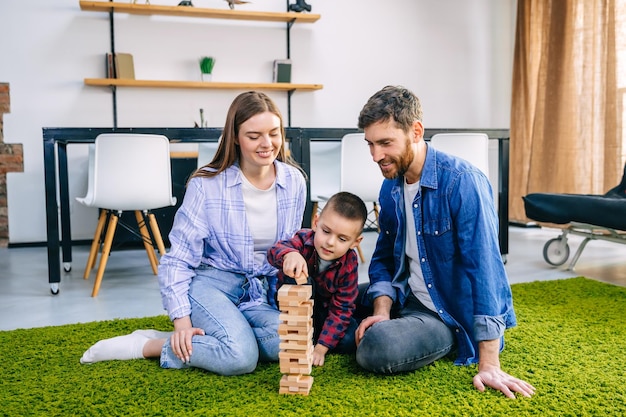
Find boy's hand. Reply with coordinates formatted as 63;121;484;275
312;344;329;366
282;252;309;284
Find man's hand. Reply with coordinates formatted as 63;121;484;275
355;295;393;346
355;315;387;346
473;364;536;398
172;316;205;364
282;252;308;284
474;339;535;398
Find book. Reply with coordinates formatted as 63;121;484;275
114;53;135;79
105;53;114;78
273;59;292;83
105;53;135;79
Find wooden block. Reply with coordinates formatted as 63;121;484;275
278;297;304;307
278;325;313;341
279;374;313;395
280;302;313;317
278;296;309;307
279;314;313;326
279;386;311;395
278;346;314;362
279;377;313;393
278;322;312;334
278;284;312;298
277;285;312;304
277;283;314;394
279;339;313;351
294;275;308;285
279;357;312;374
280;374;314;387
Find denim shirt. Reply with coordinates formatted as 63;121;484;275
365;144;516;365
158;161;307;321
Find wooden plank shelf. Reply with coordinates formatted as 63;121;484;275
79;1;321;23
84;78;323;91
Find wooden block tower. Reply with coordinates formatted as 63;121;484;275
277;284;314;395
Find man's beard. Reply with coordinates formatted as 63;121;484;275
379;140;414;179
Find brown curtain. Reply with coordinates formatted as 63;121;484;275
509;0;625;222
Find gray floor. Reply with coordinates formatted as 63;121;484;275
1;226;625;331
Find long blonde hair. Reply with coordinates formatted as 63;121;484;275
191;91;301;181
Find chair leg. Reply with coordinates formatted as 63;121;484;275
373;202;380;232
84;210;108;279
92;212;119;297
147;212;166;256
311;202;318;227
135;210;159;275
356;243;366;263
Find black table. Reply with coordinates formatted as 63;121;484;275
43;127;510;294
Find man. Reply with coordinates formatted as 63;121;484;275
354;85;535;399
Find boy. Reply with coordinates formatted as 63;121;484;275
267;191;367;367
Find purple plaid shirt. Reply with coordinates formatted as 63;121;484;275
267;229;359;350
158;161;306;321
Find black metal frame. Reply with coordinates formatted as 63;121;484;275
42;127;509;291
103;3;301;127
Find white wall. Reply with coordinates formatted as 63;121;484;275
0;0;516;244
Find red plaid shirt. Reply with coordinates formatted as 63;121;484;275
267;228;359;350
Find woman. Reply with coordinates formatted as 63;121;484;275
80;91;307;376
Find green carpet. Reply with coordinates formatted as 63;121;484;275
2;277;625;416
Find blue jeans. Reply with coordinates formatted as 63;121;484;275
160;266;280;375
356;292;455;374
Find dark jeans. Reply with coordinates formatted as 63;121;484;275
355;286;455;374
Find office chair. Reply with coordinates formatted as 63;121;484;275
76;133;177;297
314;133;383;262
429;132;508;264
429;133;490;177
309;139;341;222
196;142;219;168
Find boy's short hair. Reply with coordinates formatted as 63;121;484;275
321;191;368;232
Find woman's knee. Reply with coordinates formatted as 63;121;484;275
218;347;258;376
192;338;259;376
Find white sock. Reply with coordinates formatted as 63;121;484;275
80;333;149;364
132;329;173;340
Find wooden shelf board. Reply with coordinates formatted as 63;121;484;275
84;78;323;91
79;1;320;23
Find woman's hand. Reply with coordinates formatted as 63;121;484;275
172;316;205;363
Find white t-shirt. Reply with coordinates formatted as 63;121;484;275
241;174;278;268
404;179;436;312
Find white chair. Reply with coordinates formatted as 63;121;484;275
76;133;177;297
309;140;341;222
430;132;509;260
196;142;220;168
314;132;384;262
429;133;490;177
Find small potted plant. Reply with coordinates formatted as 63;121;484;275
199;56;215;81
